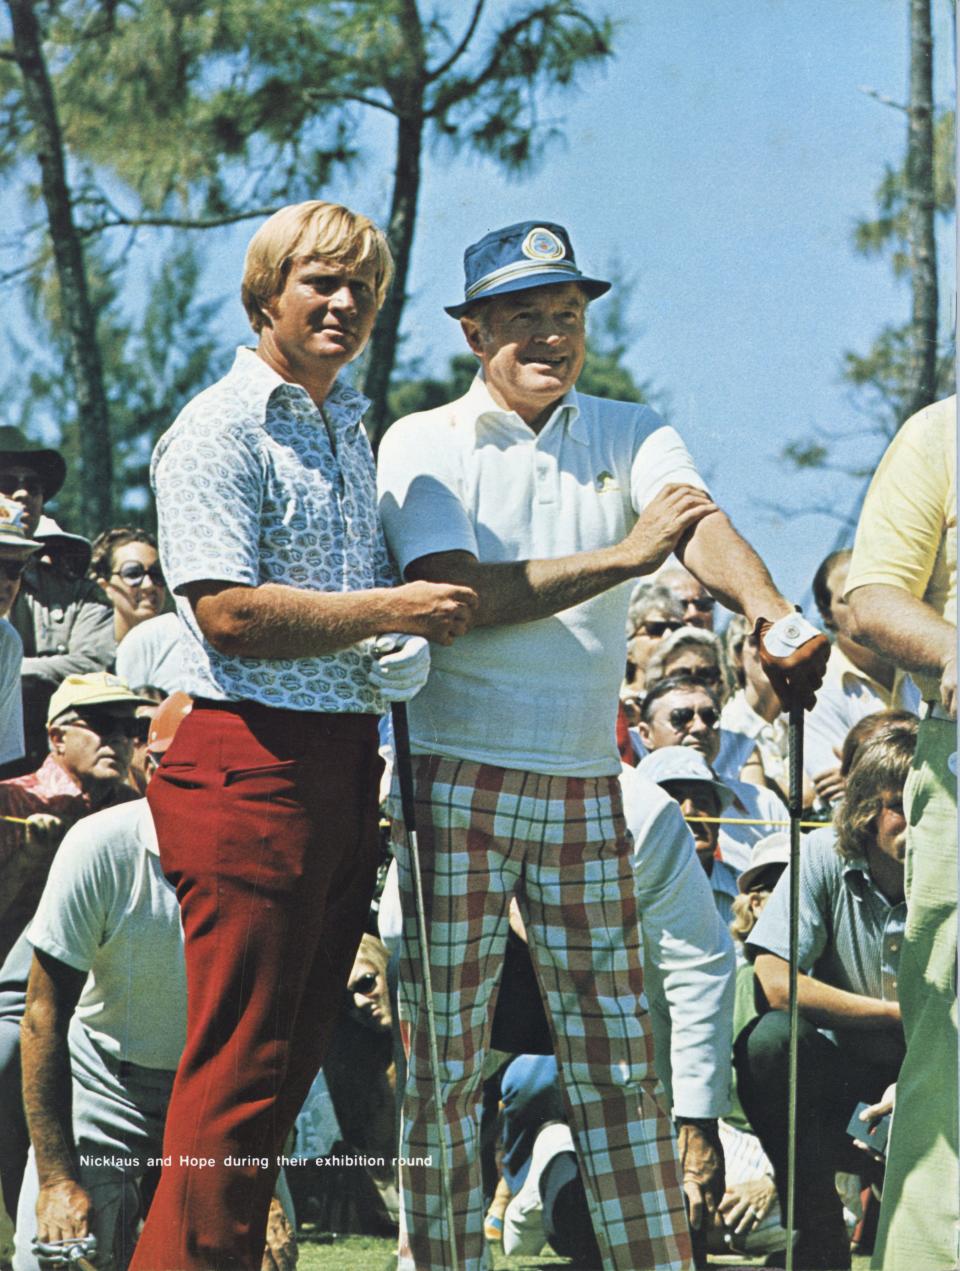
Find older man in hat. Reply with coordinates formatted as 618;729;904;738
377;220;828;1270
0;429;115;775
0;672;146;967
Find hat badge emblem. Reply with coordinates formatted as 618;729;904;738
522;227;565;261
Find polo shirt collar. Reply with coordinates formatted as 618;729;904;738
828;642;895;705
457;373;582;439
841;854;899;909
228;346;370;425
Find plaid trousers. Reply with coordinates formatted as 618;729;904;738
392;755;692;1271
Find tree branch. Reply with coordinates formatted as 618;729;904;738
858;85;909;113
426;5;606;119
302;88;397;117
77;207;283;234
426;0;486;82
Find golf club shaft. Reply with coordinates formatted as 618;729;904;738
785;704;804;1271
392;702;459;1268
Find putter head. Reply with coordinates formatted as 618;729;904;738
31;1234;98;1267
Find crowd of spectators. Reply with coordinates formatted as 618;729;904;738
0;404;951;1271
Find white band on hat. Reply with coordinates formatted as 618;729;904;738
464;258;581;301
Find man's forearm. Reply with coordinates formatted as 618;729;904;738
22;1005;79;1185
403;481;718;627
847;584;955;679
406;547;635;627
678;511;793;625
187;578;476;658
755;954;901;1031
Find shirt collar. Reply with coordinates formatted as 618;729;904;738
228;347;370;426
827;641;894;703
711;857;740;898
840;854;903;910
455;373;581;439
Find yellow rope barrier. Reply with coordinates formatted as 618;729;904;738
682;814;826;830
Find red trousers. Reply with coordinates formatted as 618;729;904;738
129;700;382;1271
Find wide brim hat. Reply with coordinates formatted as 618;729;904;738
445;220;610;318
0;427;67;499
34;515;92;576
46;672;155;726
738;831;791;894
635;745;735;812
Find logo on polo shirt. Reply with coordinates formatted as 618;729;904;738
595;470;619;493
522;227;566;261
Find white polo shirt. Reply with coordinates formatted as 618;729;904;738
378;376;708;776
28;799;186;1070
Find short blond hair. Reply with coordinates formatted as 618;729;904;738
241;201;394;333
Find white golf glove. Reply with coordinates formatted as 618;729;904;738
369;634;431;703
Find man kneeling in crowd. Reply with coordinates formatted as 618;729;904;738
734;724;916;1270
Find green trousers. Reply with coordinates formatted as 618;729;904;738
874;715;958;1270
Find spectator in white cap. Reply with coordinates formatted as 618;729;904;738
0;673;147;965
637;744;740;924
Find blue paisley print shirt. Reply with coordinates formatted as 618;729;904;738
151;348;395;712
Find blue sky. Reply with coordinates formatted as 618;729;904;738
3;0;956;612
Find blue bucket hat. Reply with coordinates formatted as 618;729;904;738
445;220;610;319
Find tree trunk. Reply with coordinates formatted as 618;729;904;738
7;0;114;533
361;0;429;452
904;0;938;422
361;103;424;452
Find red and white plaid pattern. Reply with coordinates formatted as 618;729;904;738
393;755;693;1270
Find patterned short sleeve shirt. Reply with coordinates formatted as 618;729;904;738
151;348;395;712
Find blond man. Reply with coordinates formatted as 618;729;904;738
129;202;477;1271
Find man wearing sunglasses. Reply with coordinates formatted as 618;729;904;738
0;430;116;778
637;676;788;874
657;565;718;631
0;673;146;968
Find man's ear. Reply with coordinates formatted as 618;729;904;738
460;316;484;357
636;719;652;748
47;725;66;754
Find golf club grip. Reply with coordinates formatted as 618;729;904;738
391;702;417;830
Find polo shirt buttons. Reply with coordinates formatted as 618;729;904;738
534;455;555;504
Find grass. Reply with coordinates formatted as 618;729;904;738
295;1231;574;1269
293;1231;874;1269
2;1207;874;1270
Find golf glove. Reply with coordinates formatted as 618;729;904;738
753;612;829;712
369;634;431;702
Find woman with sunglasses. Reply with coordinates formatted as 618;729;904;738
88;529;167;646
